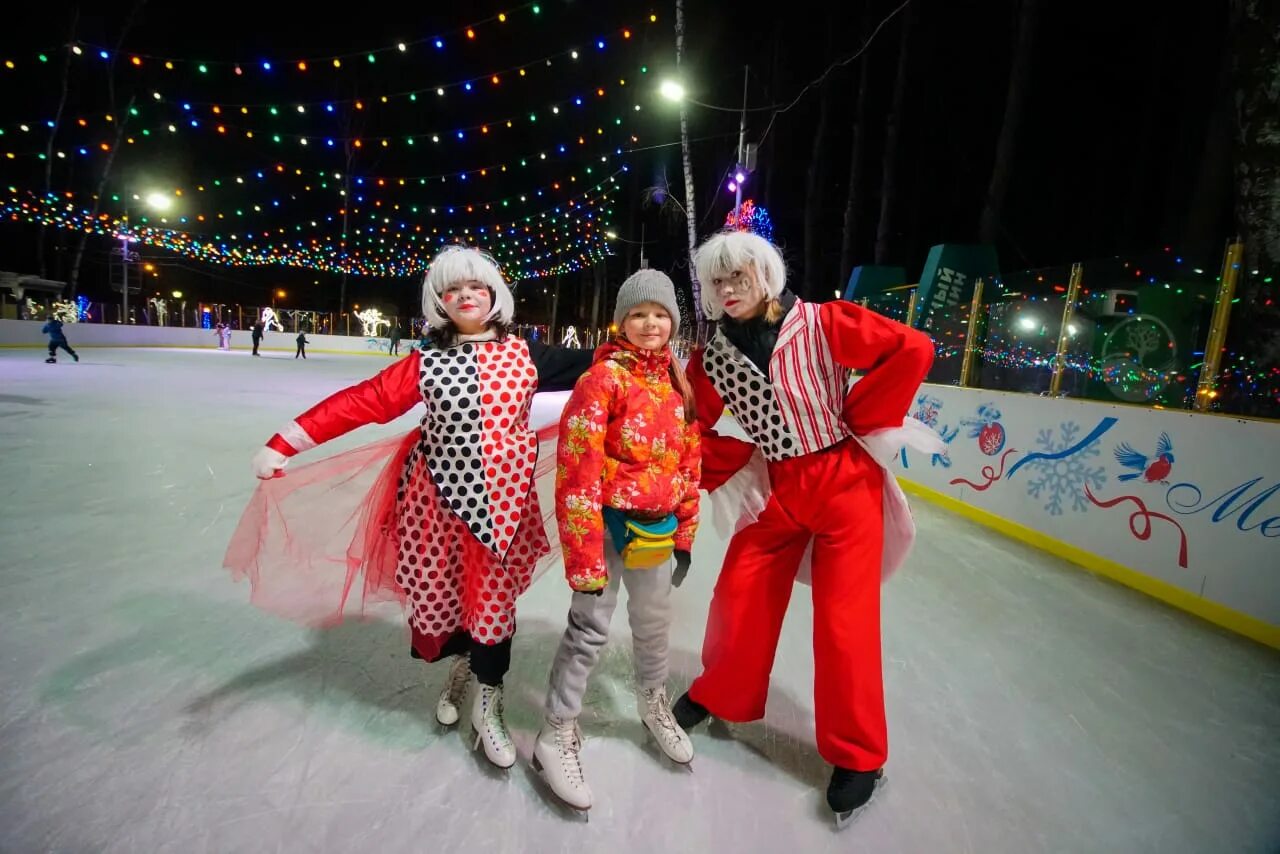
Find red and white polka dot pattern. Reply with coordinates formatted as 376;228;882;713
476;341;539;557
396;453;547;650
393;337;550;655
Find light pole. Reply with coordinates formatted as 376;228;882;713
734;66;748;212
119;192;172;324
660;66;753;211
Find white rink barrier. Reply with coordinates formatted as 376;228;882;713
0;319;406;355
893;384;1278;647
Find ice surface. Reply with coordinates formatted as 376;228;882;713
1;347;1277;853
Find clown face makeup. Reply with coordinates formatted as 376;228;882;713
693;230;788;322
710;265;768;321
441;279;494;334
422;245;515;331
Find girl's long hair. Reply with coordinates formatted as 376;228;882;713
668;352;696;424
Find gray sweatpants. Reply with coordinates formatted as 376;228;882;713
545;549;673;720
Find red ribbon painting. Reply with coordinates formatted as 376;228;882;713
949;449;1019;492
1084;484;1189;568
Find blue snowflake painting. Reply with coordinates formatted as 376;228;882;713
1023;421;1108;515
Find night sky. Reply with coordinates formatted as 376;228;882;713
0;0;1234;325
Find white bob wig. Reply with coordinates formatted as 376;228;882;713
421;245;515;329
692;230;788;321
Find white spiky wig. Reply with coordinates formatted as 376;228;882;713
692;230;788;321
421;245;515;329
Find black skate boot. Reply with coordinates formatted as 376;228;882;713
671;691;710;730
828;767;885;830
45;357;56;364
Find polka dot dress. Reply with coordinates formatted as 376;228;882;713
704;333;803;462
393;338;549;658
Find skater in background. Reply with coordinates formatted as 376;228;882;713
251;321;264;356
388;323;401;356
295;330;309;359
229;246;592;772
671;230;939;829
42;314;79;363
215;323;233;350
534;270;700;813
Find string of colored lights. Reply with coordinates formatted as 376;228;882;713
3;192;613;279
3;15;657;113
62;155;623;226
0;78;650;155
3;170;626;278
1;108;641;188
4;6;654;75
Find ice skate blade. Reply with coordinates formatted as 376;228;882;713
531;754;592;818
641;719;694;768
833;774;886;831
471;726;515;769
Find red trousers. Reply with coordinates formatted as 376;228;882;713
689;439;887;771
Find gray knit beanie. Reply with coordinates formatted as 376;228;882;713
613;269;681;336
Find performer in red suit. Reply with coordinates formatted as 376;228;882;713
671;230;940;829
226;246;590;770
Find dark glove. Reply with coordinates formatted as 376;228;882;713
575;588;605;597
672;550;692;588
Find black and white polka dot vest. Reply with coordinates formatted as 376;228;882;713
411;337;539;560
703;330;805;461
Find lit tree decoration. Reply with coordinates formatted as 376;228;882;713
50;300;79;323
149;297;169;326
355;307;390;336
724;199;774;242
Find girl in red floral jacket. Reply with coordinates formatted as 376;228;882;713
532;270;701;814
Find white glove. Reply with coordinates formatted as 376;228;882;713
252;446;290;480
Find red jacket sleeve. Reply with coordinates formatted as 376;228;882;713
818;301;935;435
554;362;615;591
673;418;701;552
687;349;757;492
266;352;423;456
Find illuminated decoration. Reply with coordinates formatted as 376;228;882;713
75;295;92;321
0;76;649;153
34;5;565;77
6;16;660;118
260;306;282;331
560;324;582;347
149;297;169;326
8;139;638;224
1097;314;1179;402
355;307;390;337
0;9;651;284
2;173;624;280
724;199;773;242
50;299;79;323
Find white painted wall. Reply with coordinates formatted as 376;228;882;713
893;384;1279;627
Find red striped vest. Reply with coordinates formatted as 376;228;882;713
703;300;853;462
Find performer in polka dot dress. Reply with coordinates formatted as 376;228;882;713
240;246;592;770
670;231;939;830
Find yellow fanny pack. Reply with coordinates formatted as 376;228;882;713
602;507;678;569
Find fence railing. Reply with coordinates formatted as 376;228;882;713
860;242;1277;420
